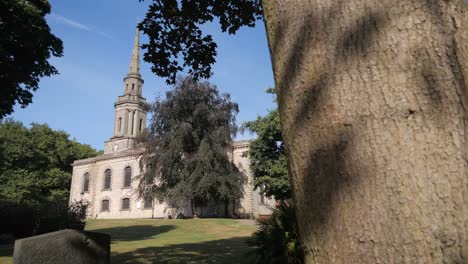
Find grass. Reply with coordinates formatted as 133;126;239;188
0;218;257;264
0;244;13;264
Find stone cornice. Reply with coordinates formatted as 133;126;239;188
123;74;144;83
73;140;252;166
232;140;251;150
114;97;148;108
72;148;144;166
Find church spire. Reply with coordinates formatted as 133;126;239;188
105;25;148;154
122;24;144;97
128;26;140;76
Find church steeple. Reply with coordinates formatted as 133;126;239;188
104;24;148;154
128;26;140;76
122;26;144;97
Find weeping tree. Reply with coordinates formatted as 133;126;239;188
138;76;244;217
138;0;467;262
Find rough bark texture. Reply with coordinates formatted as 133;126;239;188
263;0;467;263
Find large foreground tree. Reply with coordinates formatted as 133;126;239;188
139;1;467;262
139;76;244;216
0;0;63;118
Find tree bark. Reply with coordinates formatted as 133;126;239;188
263;0;467;263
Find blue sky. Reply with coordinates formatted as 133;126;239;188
11;0;276;151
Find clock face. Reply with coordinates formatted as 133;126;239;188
113;145;119;151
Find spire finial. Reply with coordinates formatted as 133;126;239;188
128;24;140;76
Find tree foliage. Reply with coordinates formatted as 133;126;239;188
138;0;262;84
0;0;63;117
0;119;98;237
139;76;244;214
243;89;290;200
0;119;98;206
247;202;305;264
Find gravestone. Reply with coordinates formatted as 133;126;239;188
13;229;110;264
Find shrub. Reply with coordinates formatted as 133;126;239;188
35;201;87;235
0;200;87;239
247;202;305;264
0;200;36;239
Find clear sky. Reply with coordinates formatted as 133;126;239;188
11;0;276;151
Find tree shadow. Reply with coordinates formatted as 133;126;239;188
112;236;252;264
91;225;176;242
266;0;467;261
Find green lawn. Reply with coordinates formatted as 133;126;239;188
0;244;13;264
0;219;257;264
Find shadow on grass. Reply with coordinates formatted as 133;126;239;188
113;236;253;264
91;225;176;242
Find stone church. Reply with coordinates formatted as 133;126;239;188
69;27;275;219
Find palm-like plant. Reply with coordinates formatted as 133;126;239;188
247;202;305;264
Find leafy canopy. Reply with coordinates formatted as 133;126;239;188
243;88;290;200
0;0;63;117
138;0;262;84
139;76;244;210
0;119;99;205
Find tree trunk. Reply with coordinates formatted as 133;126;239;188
190;200;196;218
231;200;240;219
225;202;229;218
263;0;467;263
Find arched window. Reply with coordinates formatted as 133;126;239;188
139;119;143;132
259;193;265;205
118;117;122;132
104;169;112;190
259;185;265;205
131;111;135;135
122;198;130;210
101;199;110;211
144;196;153;209
82;173;90;193
123;166;132;188
132;83;135;90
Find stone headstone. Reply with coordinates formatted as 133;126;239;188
13;229;110;264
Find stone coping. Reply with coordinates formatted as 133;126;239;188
72;148;144;166
73;140;251;166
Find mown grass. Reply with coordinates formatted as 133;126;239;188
0;244;13;264
0;218;257;264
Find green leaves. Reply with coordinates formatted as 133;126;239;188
140;76;243;211
139;0;262;84
243;90;291;200
0;0;63;117
0;119;99;205
247;202;305;264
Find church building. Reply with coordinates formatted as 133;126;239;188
69;27;275;219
